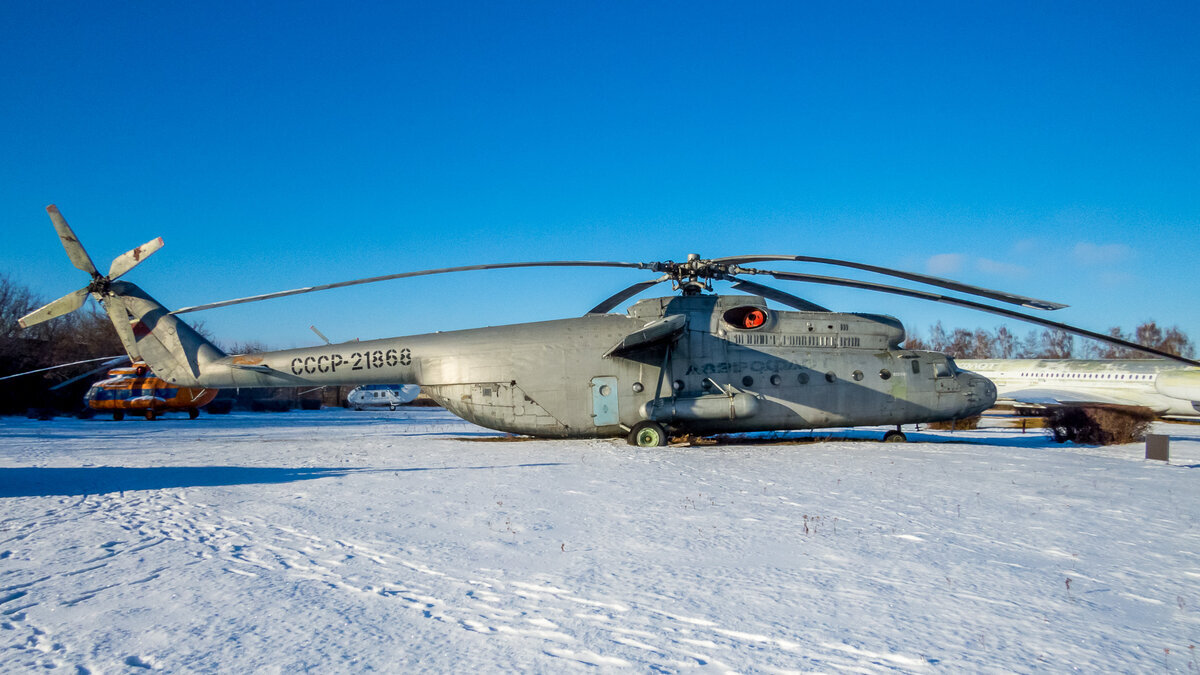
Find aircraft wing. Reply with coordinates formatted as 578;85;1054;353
997;388;1156;409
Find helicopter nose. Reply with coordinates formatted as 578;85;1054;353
962;373;997;415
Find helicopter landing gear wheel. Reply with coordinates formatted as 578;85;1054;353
882;429;907;443
144;409;157;421
389;404;397;411
629;421;668;447
113;411;124;421
189;408;200;420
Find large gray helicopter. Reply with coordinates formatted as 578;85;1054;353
21;206;1199;446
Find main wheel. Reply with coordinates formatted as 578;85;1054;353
188;408;200;419
113;411;125;421
629;421;668;447
389;404;397;411
882;429;907;443
144;409;157;421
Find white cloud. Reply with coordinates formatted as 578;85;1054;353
925;253;964;276
976;258;1030;279
1072;242;1132;266
925;253;1027;279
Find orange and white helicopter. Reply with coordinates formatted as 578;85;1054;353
84;360;217;420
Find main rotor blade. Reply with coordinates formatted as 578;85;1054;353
762;269;1200;367
46;205;98;277
586;276;671;315
17;288;90;328
728;278;830;312
716;254;1067;311
171;260;648;315
108;237;164;280
49;356;132;390
0;354;126;382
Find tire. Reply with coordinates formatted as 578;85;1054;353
188;408;200;420
144;409;157;421
629;421;668;447
389;404;397;411
113;411;125;421
882;429;907;443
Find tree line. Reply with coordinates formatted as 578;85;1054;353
903;321;1195;360
2;271;1196;415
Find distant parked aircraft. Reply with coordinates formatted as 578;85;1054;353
957;359;1200;419
347;384;420;410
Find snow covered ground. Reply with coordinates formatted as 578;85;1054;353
2;409;1198;673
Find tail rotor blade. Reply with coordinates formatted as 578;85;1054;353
46;205;99;277
17;288;90;328
101;294;142;362
108;237;164;280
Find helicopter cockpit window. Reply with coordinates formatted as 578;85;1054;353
934;362;952;378
723;306;769;330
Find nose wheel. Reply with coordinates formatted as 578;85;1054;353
882;428;907;443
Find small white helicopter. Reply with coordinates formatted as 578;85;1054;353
347;384;421;411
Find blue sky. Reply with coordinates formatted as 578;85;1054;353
3;2;1197;350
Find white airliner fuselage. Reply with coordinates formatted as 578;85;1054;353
957;359;1200;418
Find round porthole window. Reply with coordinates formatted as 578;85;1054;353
770;374;782;386
798;373;809;385
852;370;863;381
632;382;644;392
742;376;754;387
879;369;891;380
825;372;836;383
599;384;611;396
673;380;684;391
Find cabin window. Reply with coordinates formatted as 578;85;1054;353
934;363;952;378
825;372;836;383
852;370;864;381
770;374;782;386
673;380;684;391
742;376;754;387
911;360;921;375
632;382;644;392
798;373;810;385
879;369;892;380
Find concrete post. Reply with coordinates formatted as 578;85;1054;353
1145;434;1169;462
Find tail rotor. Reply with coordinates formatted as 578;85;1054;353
18;205;164;361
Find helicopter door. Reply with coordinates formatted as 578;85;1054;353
590;376;619;427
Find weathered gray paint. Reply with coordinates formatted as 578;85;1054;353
109;283;996;438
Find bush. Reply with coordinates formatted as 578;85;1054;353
1045;405;1154;445
927;415;982;431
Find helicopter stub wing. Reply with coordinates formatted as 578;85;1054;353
603;314;687;359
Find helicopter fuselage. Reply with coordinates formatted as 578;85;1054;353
199;295;996;437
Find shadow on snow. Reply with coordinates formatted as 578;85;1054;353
0;462;566;498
